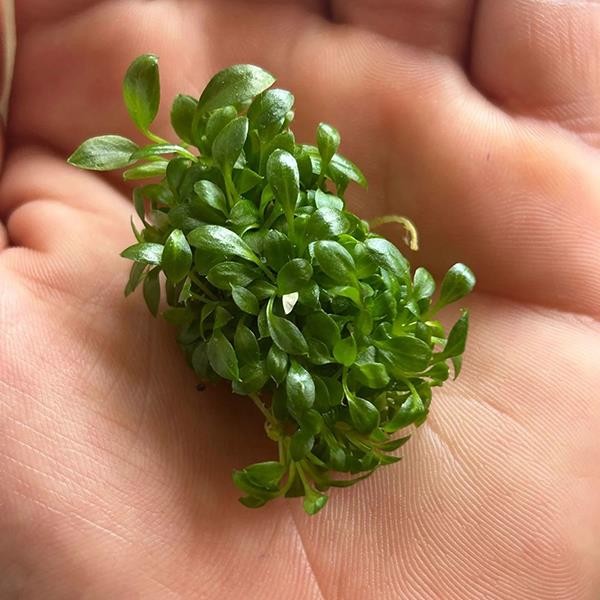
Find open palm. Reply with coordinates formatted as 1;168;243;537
1;1;599;598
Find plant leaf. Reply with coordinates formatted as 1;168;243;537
348;396;380;434
266;344;288;384
267;298;308;355
306;207;349;240
124;261;146;297
207;330;240;381
233;168;263;195
267;149;299;225
206;261;260;290
286;360;315;418
67;135;138;171
243;461;286;490
303;490;328;515
162;229;192;283
193;180;228;216
120;242;163;265
262;230;293;271
364;237;409;281
130;144;188;160
437;263;476;309
314;189;344;211
234;323;261;364
316;122;340;167
197;64;276;115
123;54;160;133
277;259;313;294
231;285;260;315
353;362;390;389
301;144;367;188
376;336;432;373
212;116;249;172
312;240;356;284
123;160;169;180
440;309;469;359
290;429;315;461
187;224;260;264
170;94;197;143
413;267;435;301
143;267;161;316
303;311;340;350
333;335;357;367
248;88;295;130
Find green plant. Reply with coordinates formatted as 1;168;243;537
68;54;475;515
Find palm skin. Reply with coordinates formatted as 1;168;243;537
1;0;599;598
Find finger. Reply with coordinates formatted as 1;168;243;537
471;0;600;148
0;147;132;276
379;96;600;319
0;146;131;223
329;0;476;61
15;0;324;33
9;0;326;153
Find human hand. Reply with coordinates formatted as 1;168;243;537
1;1;599;597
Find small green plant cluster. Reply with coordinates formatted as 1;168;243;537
68;55;475;515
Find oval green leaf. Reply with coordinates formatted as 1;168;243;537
277;259;313;294
197;64;276;116
170;94;197;143
187;224;259;264
312;240;356;284
286;361;315;417
207;330;240;381
162;229;192;283
67;135;138;171
123;54;160;133
231;284;260;315
120;242;163;265
212;116;249;172
437;263;476;309
266;149;299;222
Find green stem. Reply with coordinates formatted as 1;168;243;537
296;461;315;498
224;168;239;210
189;291;214;304
285;209;296;243
342;367;355;403
144;129;170;146
175;147;198;161
249;392;277;428
262;205;283;231
279;461;297;496
301;459;330;489
190;274;218;301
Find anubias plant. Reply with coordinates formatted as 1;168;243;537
68;55;475;515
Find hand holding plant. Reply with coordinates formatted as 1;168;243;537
1;1;599;596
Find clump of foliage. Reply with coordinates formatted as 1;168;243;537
68;55;475;515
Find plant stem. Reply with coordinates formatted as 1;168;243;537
368;215;419;251
279;461;297;496
249;392;277;428
296;461;313;496
144;129;171;146
190;274;218;300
